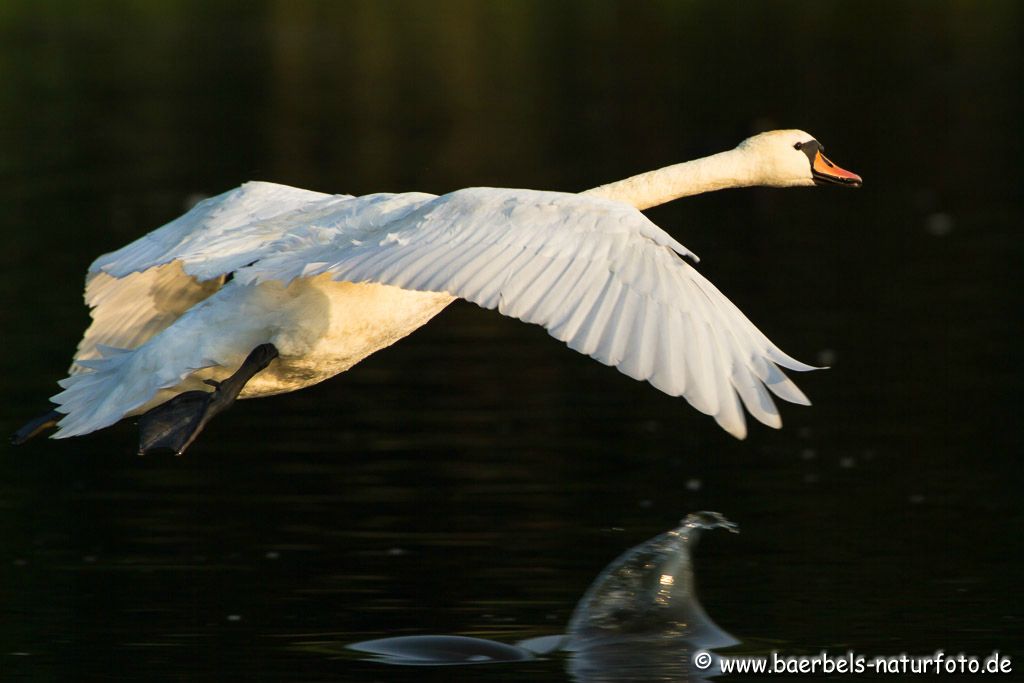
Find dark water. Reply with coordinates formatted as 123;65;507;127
1;2;1021;680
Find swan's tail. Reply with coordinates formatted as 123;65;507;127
49;344;213;439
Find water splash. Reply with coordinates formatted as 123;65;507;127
348;511;740;681
566;511;739;650
564;512;739;681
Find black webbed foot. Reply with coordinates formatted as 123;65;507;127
11;408;63;445
137;390;215;455
137;343;279;456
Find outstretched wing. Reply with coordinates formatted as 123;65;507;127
71;181;340;372
239;187;815;438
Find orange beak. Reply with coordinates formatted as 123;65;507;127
813;150;862;187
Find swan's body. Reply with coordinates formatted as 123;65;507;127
21;129;860;449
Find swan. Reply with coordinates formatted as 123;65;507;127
12;129;860;454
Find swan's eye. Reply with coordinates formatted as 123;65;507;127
794;142;803;150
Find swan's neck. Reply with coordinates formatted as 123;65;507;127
582;147;761;210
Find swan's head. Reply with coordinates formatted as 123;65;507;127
737;129;862;188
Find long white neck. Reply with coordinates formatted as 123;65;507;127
581;147;761;210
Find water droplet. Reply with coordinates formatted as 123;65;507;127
925;212;954;236
641;419;661;434
816;348;837;366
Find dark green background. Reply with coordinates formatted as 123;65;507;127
1;1;1020;680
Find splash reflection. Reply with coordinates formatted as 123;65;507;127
349;512;739;681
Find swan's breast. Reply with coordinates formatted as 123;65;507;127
241;276;455;396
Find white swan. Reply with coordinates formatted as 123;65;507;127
14;129;860;453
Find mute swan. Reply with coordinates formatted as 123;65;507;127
12;130;860;453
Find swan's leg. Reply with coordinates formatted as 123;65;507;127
11;408;63;445
138;343;279;456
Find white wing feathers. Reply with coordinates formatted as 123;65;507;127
90;181;337;280
70;182;342;373
71;264;221;374
238;187;814;438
